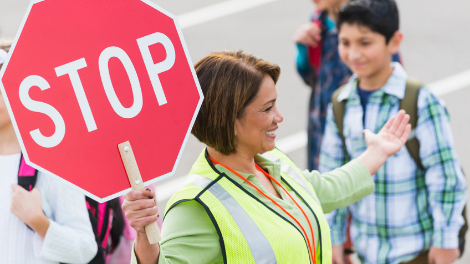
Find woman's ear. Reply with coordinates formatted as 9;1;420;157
234;119;240;137
388;30;403;55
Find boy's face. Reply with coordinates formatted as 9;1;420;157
338;23;402;80
312;0;346;11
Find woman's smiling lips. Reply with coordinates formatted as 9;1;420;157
266;126;278;138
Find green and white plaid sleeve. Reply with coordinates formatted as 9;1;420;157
417;88;467;249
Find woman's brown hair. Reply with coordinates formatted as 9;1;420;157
192;50;280;155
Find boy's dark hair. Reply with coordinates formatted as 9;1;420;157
337;0;399;43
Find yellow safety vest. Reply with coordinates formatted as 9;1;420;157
165;148;332;264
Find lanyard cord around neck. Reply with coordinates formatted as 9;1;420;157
209;157;317;263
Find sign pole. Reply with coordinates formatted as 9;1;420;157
118;141;161;244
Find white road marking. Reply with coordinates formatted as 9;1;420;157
428;69;470;96
275;130;308;154
177;0;279;29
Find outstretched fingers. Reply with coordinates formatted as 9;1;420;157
381;113;398;133
400;124;412;144
388;110;406;134
395;113;410;137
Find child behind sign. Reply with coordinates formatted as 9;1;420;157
0;49;97;263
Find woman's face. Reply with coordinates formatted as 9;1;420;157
234;75;283;156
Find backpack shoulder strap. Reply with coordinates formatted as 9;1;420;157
17;153;39;191
331;84;348;147
399;78;424;170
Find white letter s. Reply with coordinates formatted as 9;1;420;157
19;75;66;148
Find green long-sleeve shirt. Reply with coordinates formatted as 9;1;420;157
132;154;374;264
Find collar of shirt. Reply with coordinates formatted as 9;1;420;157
337;62;408;102
213;154;282;186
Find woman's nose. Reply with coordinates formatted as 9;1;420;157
274;110;284;124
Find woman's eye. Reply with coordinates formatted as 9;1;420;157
361;42;370;46
264;106;273;112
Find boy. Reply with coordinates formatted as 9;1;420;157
319;0;467;263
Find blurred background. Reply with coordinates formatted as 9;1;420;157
1;0;469;262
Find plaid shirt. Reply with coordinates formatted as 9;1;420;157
319;63;467;264
296;11;351;171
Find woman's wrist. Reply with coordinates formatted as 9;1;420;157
357;145;388;176
135;232;160;264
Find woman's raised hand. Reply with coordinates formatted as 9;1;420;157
122;187;159;233
358;110;411;176
363;110;411;158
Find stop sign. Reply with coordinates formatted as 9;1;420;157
0;0;203;202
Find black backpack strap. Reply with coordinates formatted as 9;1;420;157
331;84;349;160
108;197;125;253
99;202;111;243
399;78;424;171
85;196;125;260
17;153;39;191
86;197;106;264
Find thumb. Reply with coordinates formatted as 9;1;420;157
31;187;41;195
427;249;434;264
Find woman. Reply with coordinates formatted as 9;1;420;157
123;50;411;264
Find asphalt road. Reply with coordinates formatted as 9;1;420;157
1;0;470;262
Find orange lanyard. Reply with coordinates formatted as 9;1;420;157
209;157;317;263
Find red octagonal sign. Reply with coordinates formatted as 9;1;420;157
0;0;203;202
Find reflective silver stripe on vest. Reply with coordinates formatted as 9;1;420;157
262;152;321;206
279;163;321;206
187;174;277;264
186;173;214;188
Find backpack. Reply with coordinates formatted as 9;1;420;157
330;78;468;255
17;154;125;264
307;10;325;74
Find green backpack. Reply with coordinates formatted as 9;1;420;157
331;78;468;255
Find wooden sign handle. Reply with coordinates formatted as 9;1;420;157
118;141;161;244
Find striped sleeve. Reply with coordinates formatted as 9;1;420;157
416;87;467;248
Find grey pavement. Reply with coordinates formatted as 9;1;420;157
1;0;470;262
